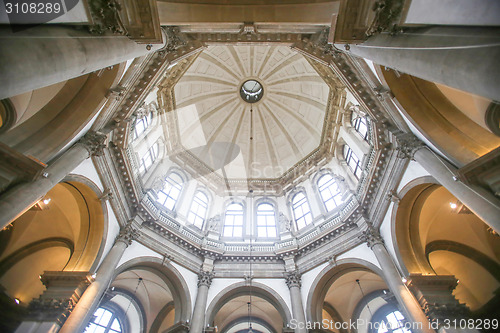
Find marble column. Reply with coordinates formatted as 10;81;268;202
189;270;214;333
0;131;106;230
407;274;479;333
285;271;307;333
59;224;138;333
398;137;500;233
337;26;500;101
360;226;434;333
0;26;165;100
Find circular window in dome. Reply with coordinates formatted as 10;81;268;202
240;79;264;103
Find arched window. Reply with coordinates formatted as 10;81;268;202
85;307;123;333
188;191;209;228
317;174;342;212
343;144;362;179
352;113;369;141
139;142;159;174
223;203;244;237
157;172;183;211
132;112;152;141
292;192;312;230
376;310;411;333
256;203;277;238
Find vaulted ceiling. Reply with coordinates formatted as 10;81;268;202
167;45;337;187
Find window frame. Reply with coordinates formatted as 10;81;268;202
370;305;412;333
157;171;184;212
85;305;125;333
187;189;210;229
351;113;370;142
138;141;160;175
132;111;153;141
316;173;343;213
255;201;278;239
343;144;362;179
222;201;245;239
290;190;313;231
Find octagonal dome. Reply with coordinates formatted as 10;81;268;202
169;45;335;185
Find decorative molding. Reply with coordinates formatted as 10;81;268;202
79;131;107;157
284;270;302;289
407;274;471;325
395;134;425;160
359;223;383;248
197;270;215;288
87;0;127;35
116;222;139;246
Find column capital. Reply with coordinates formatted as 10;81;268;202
79;131;107;157
284;271;302;289
160;26;188;54
395;135;425;160
359;225;384;248
197;270;215;288
115;223;139;246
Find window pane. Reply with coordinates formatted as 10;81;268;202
97;310;112;326
292;192;312;229
111;318;121;331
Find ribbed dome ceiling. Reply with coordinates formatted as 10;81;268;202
173;45;330;180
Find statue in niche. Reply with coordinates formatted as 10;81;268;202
279;212;291;232
150;176;166;192
207;214;221;232
335;175;353;200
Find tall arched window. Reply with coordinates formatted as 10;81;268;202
256;203;277;238
85;307;123;333
132;112;152;141
292;192;312;230
157;172;183;211
317;174;342;212
343;144;362;179
139;142;159;174
352;113;369;141
223;203;244;238
188;191;209;228
376;310;411;333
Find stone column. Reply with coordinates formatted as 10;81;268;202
0;26;165;100
15;271;92;333
337;26;500;101
360;226;434;333
285;271;307;333
407;274;479;333
0;131;106;229
397;137;500;233
189;270;214;333
59;224;138;333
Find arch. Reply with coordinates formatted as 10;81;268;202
0;237;73;276
113;256;192;324
0;63;125;162
221;316;277;333
306;258;385;323
425;240;500;278
205;281;292;328
381;70;500;165
390;176;439;276
62;174;108;272
105;287;147;333
150;301;175;333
